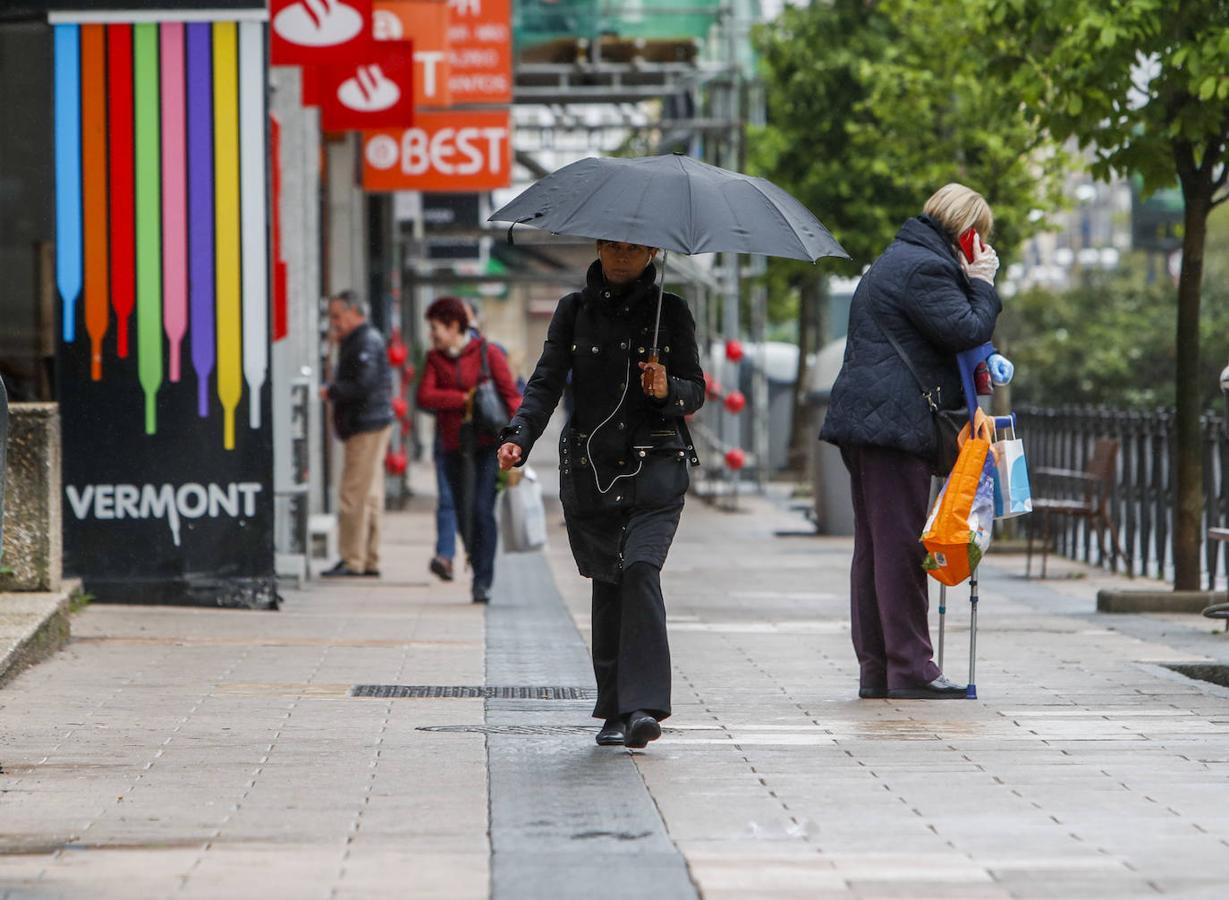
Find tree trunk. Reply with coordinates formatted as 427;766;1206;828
1172;183;1210;591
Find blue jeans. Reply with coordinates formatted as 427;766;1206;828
443;446;499;594
434;437;457;561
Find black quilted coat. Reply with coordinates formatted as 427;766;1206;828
819;215;1002;464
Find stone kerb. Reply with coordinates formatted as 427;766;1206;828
1;403;62;592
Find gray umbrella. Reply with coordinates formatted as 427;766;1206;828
489;154;848;262
489;154;848;351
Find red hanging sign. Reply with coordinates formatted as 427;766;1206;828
320;41;415;131
269;114;289;343
270;0;374;66
373;0;452;107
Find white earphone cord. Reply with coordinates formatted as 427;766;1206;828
586;356;643;495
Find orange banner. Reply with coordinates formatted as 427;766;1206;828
362;109;511;191
447;0;511;105
374;0;451;107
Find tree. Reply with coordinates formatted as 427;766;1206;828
980;0;1229;590
751;0;1064;468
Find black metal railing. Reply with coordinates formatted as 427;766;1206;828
1015;404;1229;588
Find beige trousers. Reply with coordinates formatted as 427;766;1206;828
338;425;392;571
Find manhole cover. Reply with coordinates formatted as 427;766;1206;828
350;685;597;700
1163;664;1229;688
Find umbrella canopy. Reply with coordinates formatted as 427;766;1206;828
489;154;848;263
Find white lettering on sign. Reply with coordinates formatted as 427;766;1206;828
399;126;507;176
417;51;445;98
447;0;481;15
65;482;264;548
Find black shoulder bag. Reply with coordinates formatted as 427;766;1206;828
862;298;967;475
469;341;511;439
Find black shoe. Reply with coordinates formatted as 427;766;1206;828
595;718;626;746
887;675;969;700
321;562;363;577
429;556;454;582
362;569;381;578
858;685;888;699
624;711;662;749
472;586;491;605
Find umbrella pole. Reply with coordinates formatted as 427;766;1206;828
643;251;670;396
650;251;670;353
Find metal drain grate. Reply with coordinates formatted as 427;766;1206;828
418;724;597;735
350;685;597;700
1163;664;1229;689
418;724;687;736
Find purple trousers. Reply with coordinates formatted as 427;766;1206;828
841;445;942;691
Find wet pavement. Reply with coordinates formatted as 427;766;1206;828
3;465;1229;898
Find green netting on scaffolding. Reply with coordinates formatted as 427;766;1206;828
515;0;726;46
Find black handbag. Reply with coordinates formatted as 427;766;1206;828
470;341;510;439
863;297;967;475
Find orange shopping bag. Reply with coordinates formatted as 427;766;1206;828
922;411;998;587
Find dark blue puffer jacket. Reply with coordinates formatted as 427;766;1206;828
819;215;1002;463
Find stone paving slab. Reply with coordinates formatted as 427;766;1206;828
0;499;489;899
6;455;1229;898
0;588;72;687
541;484;1229;898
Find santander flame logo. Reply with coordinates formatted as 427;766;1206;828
273;0;364;48
337;65;401;112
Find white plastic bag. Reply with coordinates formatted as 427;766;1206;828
991;419;1033;520
500;466;547;553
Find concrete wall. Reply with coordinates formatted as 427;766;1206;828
1;404;61;592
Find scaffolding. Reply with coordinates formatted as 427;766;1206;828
406;1;771;496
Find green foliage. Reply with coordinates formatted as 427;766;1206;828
998;260;1229;410
750;0;1065;273
1003;204;1229;409
69;589;94;614
980;0;1229;199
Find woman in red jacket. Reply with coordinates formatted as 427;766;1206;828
416;297;522;603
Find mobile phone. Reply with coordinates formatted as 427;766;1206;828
959;228;984;263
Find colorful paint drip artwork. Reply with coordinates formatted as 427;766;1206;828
53;18;270;451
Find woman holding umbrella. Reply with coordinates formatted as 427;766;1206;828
490;153;847;748
497;240;705;749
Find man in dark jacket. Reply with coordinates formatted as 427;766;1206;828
496;240;705;749
321;290;394;577
820;184;1009;700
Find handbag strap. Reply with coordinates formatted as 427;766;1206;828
453;339;491;387
861;289;940;413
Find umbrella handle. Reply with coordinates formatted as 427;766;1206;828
641;350;660;395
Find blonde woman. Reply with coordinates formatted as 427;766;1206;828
820;184;1012;700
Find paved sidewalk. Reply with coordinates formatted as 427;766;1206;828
0;496;489;899
3;469;1229;898
546;491;1229;899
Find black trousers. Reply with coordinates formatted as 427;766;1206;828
590;561;671;721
